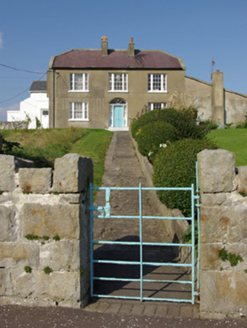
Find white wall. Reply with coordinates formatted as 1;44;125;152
7;93;49;129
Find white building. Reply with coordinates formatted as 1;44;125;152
7;81;49;129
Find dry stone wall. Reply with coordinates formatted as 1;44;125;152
0;153;93;308
0;121;27;130
198;149;247;319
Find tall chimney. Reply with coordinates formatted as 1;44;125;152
211;70;224;125
101;36;108;56
128;37;135;57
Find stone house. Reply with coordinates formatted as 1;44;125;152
7;81;49;129
47;37;186;130
47;37;247;130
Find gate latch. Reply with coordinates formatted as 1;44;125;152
88;187;111;218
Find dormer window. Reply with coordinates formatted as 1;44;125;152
69;73;89;92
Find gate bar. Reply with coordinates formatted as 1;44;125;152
139;183;143;301
89;181;199;303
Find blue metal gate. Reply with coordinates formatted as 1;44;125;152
88;170;200;304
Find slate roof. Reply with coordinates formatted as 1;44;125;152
51;49;184;70
30;81;47;92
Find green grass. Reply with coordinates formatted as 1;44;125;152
207;129;247;166
1;128;113;187
70;129;113;187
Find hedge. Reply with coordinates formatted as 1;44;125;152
137;121;180;160
153;138;218;217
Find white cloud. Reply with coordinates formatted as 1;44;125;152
0;103;19;121
0;32;3;49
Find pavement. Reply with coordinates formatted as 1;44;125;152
1;131;247;327
1;303;247;328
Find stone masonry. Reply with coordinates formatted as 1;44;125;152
198;149;247;319
0;121;27;130
0;153;93;308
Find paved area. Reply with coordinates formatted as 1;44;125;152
89;132;195;314
1;303;247;327
84;298;199;318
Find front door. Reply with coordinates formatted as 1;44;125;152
41;110;49;129
113;105;123;128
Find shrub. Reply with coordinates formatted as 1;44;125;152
174;108;206;140
131;108;205;141
199;120;218;132
1;134;22;153
137;121;179;160
131;110;164;139
153;138;217;217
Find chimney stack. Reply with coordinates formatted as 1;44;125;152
128;37;135;57
211;71;224;125
101;36;108;56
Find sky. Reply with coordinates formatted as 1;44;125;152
0;0;246;120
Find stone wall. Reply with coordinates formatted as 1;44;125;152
0;121;27;130
198;149;247;319
0;153;93;308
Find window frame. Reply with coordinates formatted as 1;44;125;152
69;102;89;121
148;102;167;111
69;73;89;92
108;73;128;92
148;74;167;93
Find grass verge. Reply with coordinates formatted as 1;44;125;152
207;129;247;166
1;128;113;188
70;129;113;187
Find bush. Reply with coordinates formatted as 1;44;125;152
199;120;218;132
137;121;180;160
131;108;205;141
131;109;166;139
153;138;217;217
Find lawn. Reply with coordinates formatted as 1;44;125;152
207;129;247;166
1;128;113;187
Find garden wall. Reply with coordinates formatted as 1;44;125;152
0;121;27;130
0;153;93;308
198;149;247;319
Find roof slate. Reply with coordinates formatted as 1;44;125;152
52;49;183;70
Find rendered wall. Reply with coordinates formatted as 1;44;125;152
198;149;247;319
185;76;212;121
7;93;49;129
225;90;247;124
0;153;93;308
47;68;185;129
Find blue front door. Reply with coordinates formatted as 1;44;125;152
113;105;123;127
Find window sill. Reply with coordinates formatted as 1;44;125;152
148;91;168;93
68;90;89;93
68;119;89;122
108;90;129;93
